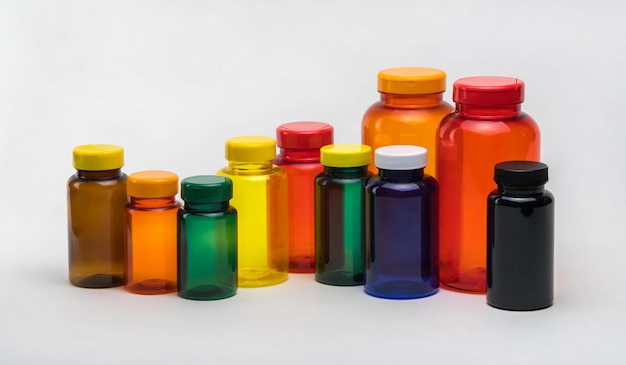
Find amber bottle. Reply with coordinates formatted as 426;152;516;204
67;144;127;288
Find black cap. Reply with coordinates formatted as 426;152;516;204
494;161;548;187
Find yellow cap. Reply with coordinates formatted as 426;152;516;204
73;144;124;171
127;170;178;198
320;144;371;168
378;67;446;95
225;136;276;162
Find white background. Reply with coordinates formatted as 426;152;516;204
1;0;624;363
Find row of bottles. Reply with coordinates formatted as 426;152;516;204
67;68;553;310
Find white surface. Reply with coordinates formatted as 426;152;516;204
1;0;625;363
375;145;428;170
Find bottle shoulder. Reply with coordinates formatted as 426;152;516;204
68;173;127;189
363;101;454;126
489;189;554;207
366;175;438;195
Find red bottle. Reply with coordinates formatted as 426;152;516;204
437;77;540;293
274;122;334;273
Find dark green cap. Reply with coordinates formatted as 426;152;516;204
181;175;233;203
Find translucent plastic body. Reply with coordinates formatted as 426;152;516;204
67;169;127;288
365;169;439;299
362;93;453;177
273;160;323;273
218;163;288;287
178;202;237;300
315;166;370;286
437;109;540;293
125;197;180;294
487;187;554;310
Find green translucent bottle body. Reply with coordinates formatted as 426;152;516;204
178;203;237;300
315;166;370;285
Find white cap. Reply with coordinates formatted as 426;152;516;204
375;145;428;170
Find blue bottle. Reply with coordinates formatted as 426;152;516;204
364;145;439;299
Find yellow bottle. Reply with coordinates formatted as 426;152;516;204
217;136;289;287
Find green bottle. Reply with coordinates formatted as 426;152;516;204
177;176;237;300
315;144;371;286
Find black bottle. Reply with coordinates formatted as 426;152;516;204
487;161;554;310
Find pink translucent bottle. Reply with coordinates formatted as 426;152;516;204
274;122;334;273
437;76;540;293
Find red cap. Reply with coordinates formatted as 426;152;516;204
276;122;334;149
453;76;524;105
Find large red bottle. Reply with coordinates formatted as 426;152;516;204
437;76;540;293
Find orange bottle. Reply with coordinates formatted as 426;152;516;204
437;76;540;293
125;170;181;294
362;67;453;177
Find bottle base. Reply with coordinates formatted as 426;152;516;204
365;279;439;300
487;301;553;311
70;274;123;288
125;278;177;294
315;270;364;286
178;285;237;300
441;267;487;293
289;255;315;273
238;268;288;288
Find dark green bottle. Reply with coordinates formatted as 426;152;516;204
315;144;371;286
177;176;237;300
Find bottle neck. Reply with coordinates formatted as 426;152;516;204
380;92;444;109
499;184;545;197
277;148;321;163
378;168;423;182
129;196;178;209
324;166;368;178
456;102;522;119
227;161;273;175
184;201;229;213
77;168;121;180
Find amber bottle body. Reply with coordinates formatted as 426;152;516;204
67;169;127;288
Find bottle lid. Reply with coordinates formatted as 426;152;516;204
225;136;276;162
378;67;446;95
181;175;232;203
276;122;334;149
127;170;179;198
320;144;371;168
453;76;524;105
73;144;124;171
375;145;427;170
494;161;548;187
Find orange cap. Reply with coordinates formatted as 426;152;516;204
378;67;446;95
127;170;179;198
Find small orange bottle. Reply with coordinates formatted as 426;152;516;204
362;67;453;177
125;170;181;294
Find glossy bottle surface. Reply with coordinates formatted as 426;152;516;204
362;67;453;177
178;175;238;300
68;170;127;288
178;206;237;300
217;136;288;287
365;169;439;299
125;171;180;294
487;161;554;310
67;144;126;288
315;144;371;286
274;121;333;273
437;77;540;293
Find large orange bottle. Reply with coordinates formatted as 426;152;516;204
125;170;180;294
437;76;540;293
362;67;453;177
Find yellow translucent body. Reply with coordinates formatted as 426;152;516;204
218;164;288;287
